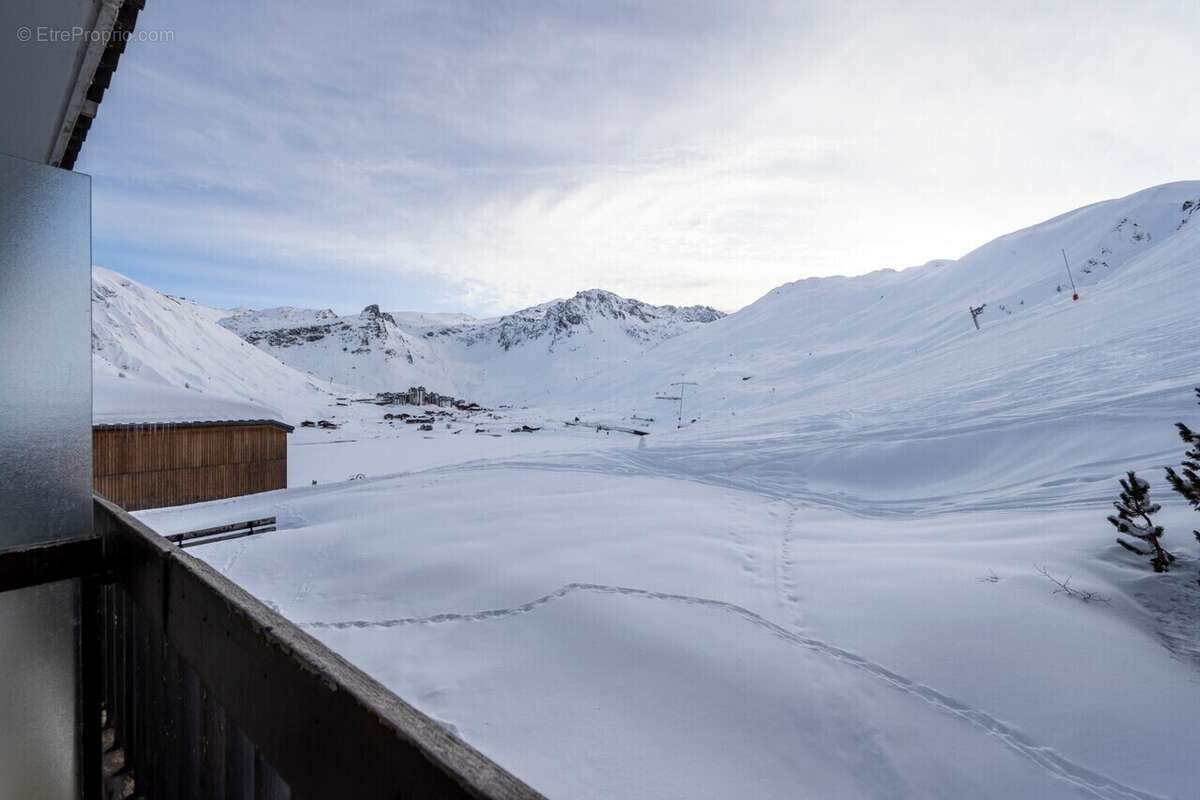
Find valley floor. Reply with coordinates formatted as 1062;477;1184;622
139;419;1200;800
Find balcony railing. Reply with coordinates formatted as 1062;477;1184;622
0;496;546;800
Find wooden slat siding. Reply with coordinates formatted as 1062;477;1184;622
93;424;288;511
93;424;287;475
93;461;287;511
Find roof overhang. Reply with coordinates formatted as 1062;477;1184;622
0;0;145;168
94;420;297;434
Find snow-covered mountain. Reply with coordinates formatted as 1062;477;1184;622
91;267;341;420
216;289;725;402
218;302;455;394
574;181;1199;415
561;180;1200;509
456;289;724;351
92;264;727;414
94;180;1199;462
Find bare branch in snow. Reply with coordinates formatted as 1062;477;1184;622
1035;564;1111;604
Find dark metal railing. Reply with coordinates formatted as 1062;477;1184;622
165;517;278;549
0;496;546;799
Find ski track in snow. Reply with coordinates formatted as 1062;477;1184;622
218;534;253;574
301;581;1163;800
726;516;762;583
773;504;803;628
409;452;1121;519
254;405;1181;522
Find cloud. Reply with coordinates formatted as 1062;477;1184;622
80;0;1200;315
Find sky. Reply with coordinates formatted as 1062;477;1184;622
79;0;1199;316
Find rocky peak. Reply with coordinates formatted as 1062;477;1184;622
361;304;398;327
459;289;725;351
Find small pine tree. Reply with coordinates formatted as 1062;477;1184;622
1163;386;1200;545
1107;471;1174;572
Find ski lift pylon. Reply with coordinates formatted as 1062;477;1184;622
1061;249;1080;301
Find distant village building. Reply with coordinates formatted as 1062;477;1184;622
93;376;292;511
376;387;466;409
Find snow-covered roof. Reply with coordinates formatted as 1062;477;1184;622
93;374;292;431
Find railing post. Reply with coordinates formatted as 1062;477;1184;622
79;576;104;799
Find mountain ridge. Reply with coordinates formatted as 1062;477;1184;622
92;180;1200;421
212;286;725;399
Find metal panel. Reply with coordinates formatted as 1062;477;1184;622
0;581;80;798
0;152;91;798
0;152;92;546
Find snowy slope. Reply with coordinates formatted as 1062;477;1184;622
574;182;1200;414
128;182;1200;800
560;181;1200;508
91;267;342;421
389;311;486;330
141;464;1200;800
219;289;724;402
437;290;725;404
